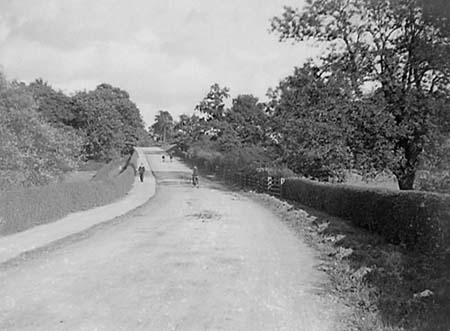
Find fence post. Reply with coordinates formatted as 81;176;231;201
267;176;272;193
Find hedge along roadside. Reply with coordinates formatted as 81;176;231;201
0;152;138;237
282;178;450;254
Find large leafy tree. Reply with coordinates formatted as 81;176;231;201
72;84;145;160
97;84;146;153
226;94;267;146
151;110;174;143
173;114;204;150
193;83;231;143
420;0;450;34
0;76;82;190
268;63;358;179
271;0;450;189
195;83;230;121
26;79;77;127
174;87;270;167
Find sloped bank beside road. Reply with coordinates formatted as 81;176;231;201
0;147;155;264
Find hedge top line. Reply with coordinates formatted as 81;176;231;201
284;176;450;199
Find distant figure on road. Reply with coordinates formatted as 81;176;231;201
192;166;199;188
162;155;165;163
169;154;173;162
138;164;145;182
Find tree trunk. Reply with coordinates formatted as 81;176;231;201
395;140;420;190
396;168;416;190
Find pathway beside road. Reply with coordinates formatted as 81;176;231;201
0;147;155;264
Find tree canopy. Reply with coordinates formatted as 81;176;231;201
73;84;147;160
271;0;450;189
26;79;77;127
151;110;174;143
0;76;83;190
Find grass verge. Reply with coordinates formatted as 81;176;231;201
247;192;450;331
0;152;137;237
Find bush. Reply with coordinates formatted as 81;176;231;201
0;152;138;236
0;80;84;191
415;170;450;194
283;177;450;253
184;142;276;175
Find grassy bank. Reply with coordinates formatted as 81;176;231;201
248;192;450;331
0;152;138;236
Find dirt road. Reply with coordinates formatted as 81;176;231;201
0;148;345;330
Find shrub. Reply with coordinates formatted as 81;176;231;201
0;152;138;236
0;80;84;191
283;178;450;253
415;170;450;194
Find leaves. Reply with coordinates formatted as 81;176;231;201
271;0;450;189
0;78;83;190
195;83;230;120
72;84;147;160
151;110;174;143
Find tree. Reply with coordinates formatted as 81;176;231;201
271;0;450;189
0;76;83;190
226;94;267;146
72;84;146;160
195;83;230;121
173;87;274;174
26;79;77;127
268;63;356;179
152;110;174;143
96;84;146;153
420;0;450;35
173;114;204;150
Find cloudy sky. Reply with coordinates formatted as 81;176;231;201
0;0;317;126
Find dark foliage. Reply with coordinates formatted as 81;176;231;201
283;177;450;253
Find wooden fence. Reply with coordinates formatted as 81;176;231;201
211;165;284;198
174;152;285;198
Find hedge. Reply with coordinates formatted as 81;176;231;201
283;178;450;253
0;151;138;237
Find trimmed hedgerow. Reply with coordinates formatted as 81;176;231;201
283;178;450;253
0;152;138;237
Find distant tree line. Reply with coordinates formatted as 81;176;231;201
158;0;450;192
0;74;150;190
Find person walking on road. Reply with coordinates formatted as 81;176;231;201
138;164;145;182
192;166;199;188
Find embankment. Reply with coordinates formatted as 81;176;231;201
0;152;138;237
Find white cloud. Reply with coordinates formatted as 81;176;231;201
0;0;314;126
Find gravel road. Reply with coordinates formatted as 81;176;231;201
0;148;345;330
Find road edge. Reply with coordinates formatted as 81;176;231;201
0;147;156;265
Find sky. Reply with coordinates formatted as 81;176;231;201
0;0;317;126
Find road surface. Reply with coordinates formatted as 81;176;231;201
0;148;345;330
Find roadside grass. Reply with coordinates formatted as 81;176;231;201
60;171;96;183
343;172;398;191
0;153;137;237
247;192;450;331
77;160;106;172
58;160;107;183
92;157;129;181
